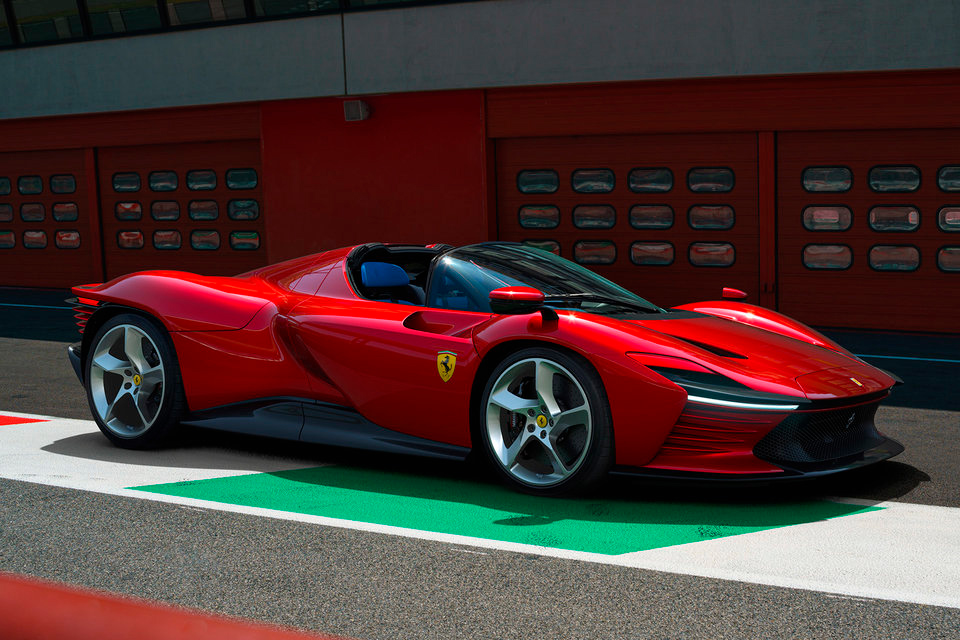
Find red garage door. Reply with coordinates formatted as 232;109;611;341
778;130;960;332
0;148;102;288
497;133;760;308
98;140;266;280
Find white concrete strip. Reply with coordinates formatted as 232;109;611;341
1;412;959;610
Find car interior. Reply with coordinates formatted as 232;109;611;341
347;243;451;306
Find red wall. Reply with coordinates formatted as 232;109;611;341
261;91;488;262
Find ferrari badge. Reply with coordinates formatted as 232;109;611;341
850;377;864;387
437;351;457;382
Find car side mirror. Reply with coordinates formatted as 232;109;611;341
489;286;546;315
722;287;748;300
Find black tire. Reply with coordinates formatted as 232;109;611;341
477;346;614;496
84;313;186;449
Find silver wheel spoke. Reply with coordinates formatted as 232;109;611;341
554;405;589;434
540;438;569;475
535;360;562;417
123;326;150;374
502;431;532;468
134;391;153;428
103;388;131;424
489;387;540;414
91;351;128;376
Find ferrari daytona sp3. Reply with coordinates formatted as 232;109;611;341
67;242;904;495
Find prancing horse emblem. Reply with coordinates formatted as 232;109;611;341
437;351;457;382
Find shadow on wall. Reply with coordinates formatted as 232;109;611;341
0;288;77;342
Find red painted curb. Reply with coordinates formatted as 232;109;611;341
0;416;48;426
0;572;346;640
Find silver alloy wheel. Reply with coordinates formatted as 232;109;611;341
485;357;593;487
89;323;166;438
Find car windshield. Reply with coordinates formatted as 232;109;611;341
427;242;663;315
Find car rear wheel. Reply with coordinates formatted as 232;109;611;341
479;347;613;495
85;313;185;449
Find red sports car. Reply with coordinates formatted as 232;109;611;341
67;242;903;495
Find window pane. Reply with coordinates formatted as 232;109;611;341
20;203;44;222
522;239;560;255
572;169;615;194
253;0;340;17
869;245;920;271
228;199;259;221
802;167;851;193
938;166;960;192
802;206;852;231
628;168;673;193
868;206;920;232
630;242;674;266
803;244;852;270
0;177;9;195
153;230;182;250
117;230;144;249
689;242;735;267
23;230;47;249
517;170;558;194
688;205;734;230
151;201;180;221
149;171;178;192
113;172;141;192
50;174;76;194
869;166;920;193
191;230;221;250
18;176;42;195
573;205;616;229
226;168;257;190
53;202;78;221
0;203;12;222
518;205;559;229
12;0;83;44
187;170;217;190
189;200;219;220
87;0;162;35
688;168;734;193
55;230;80;249
0;230;14;249
166;0;246;26
230;231;260;250
938;247;960;272
938;206;960;232
0;2;11;47
115;201;142;221
573;240;616;265
629;204;673;229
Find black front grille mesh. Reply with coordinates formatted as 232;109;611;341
753;402;884;467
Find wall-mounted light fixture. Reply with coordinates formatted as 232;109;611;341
343;100;371;122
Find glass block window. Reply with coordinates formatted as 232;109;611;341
151;201;180;221
630;242;674;266
55;230;80;249
113;172;141;192
938;166;960;192
802;167;852;193
0;230;13;249
117;230;144;249
628;168;673;193
803;244;852;270
20;203;44;222
572;169;615;194
802;206;852;231
938;247;960;272
0;177;9;195
573;205;616;229
689;242;735;267
166;0;246;25
50;174;76;194
869;166;920;193
153;230;182;250
518;205;559;229
522;239;560;255
938;207;960;232
23;230;47;249
87;0;163;36
12;0;83;44
573;240;616;265
0;204;12;223
189;200;219;221
517;170;558;194
230;231;260;250
115;201;142;221
52;202;78;222
228;199;259;221
18;176;42;195
688;168;734;193
688;205;735;230
226;168;258;190
186;170;217;191
869;245;920;271
868;206;920;232
629;205;673;229
149;171;178;192
191;230;221;250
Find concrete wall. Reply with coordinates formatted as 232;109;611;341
2;0;960;119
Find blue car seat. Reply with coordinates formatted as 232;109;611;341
360;262;424;305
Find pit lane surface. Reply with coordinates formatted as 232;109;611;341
2;290;959;638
